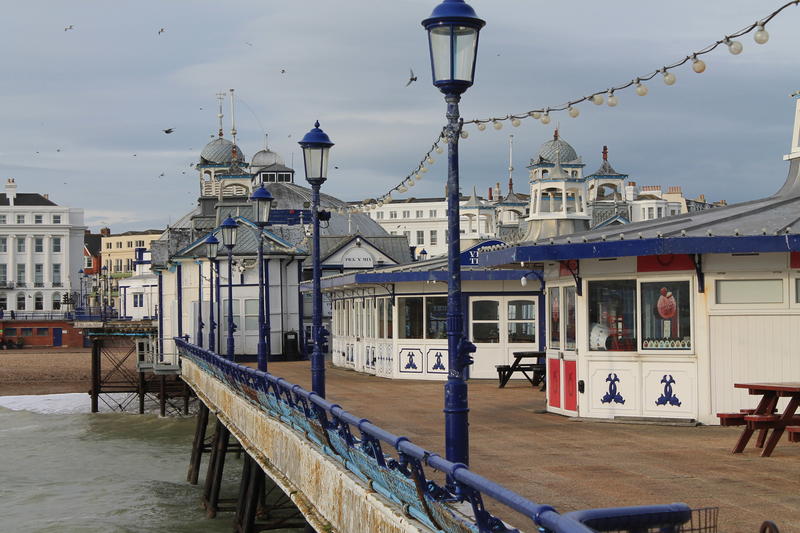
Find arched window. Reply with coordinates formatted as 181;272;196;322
52;292;61;310
34;292;44;311
16;293;26;311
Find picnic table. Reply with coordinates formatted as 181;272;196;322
496;351;546;389
717;382;800;457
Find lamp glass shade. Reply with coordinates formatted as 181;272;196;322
302;145;330;181
250;185;273;224
220;216;239;248
428;25;478;84
205;235;219;259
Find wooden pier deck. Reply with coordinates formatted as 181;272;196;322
259;360;800;533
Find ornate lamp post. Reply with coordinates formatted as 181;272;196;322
220;216;239;360
196;257;204;348
250;184;274;372
205;234;219;353
77;269;84;311
422;0;485;468
101;265;109;319
298;121;334;397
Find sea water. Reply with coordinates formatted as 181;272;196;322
0;394;242;533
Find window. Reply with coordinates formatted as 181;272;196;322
84;256;93;269
564;287;577;350
508;300;536;343
52;293;61;310
430;230;438;246
52;215;61;224
34;237;43;252
36;328;48;336
640;281;691;349
0;264;6;283
34;293;43;310
797;279;800;303
16;264;25;284
135;240;145;247
416;210;423;218
16;214;24;224
429;210;437;217
377;298;386;338
0;215;6;224
52;264;61;286
16;293;24;310
426;297;447;339
17;239;25;253
657;207;663;218
0;237;6;253
472;300;500;343
34;264;43;286
21;328;33;337
402;210;410;219
116;242;122;249
105;243;112;249
0;295;6;310
114;259;122;272
403;231;411;241
52;237;61;252
588;280;637;351
548;287;560;349
4;327;15;336
126;241;133;248
376;212;384;220
416;230;424;245
126;258;134;272
397;297;423;339
389;211;397;219
133;293;143;307
34;215;43;224
244;299;259;333
647;207;654;219
715;279;783;304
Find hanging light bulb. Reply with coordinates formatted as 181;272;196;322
692;56;706;73
415;172;422;181
568;106;579;118
436;145;444;154
385;193;393;203
493;120;503;130
398;185;408;193
540;113;551;125
726;38;743;55
529;111;541;119
408;177;415;187
607;91;618;107
477;123;486;131
377;200;384;207
420;166;428;173
511;117;521;127
426;156;434;164
460;130;469;139
662;69;676;86
520;275;528;287
591;93;604;105
754;25;769;44
635;82;648;96
441;135;449;144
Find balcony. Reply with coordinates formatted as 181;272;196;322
16;282;26;288
34;282;44;288
0;281;13;289
52;282;63;288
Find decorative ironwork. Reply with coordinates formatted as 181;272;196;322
656;375;682;407
601;373;626;405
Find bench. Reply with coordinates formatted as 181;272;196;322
786;426;800;443
496;363;545;388
717;413;747;426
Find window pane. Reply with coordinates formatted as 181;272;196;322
641;281;692;350
564;287;577;350
398;297;423;339
473;323;499;343
797;279;800;303
244;299;259;315
716;279;783;304
21;328;33;336
453;26;477;82
429;26;451;82
425;297;447;339
36;328;48;336
588;280;637;351
472;300;498;320
508;300;535;320
387;299;393;339
378;298;385;338
244;316;259;330
549;288;560;349
508;322;536;343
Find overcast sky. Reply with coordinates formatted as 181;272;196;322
1;1;798;232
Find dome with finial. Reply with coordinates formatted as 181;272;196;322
251;135;285;169
200;137;245;165
535;129;579;164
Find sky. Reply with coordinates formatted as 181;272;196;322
1;0;798;232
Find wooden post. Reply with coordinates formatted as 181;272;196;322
204;420;230;518
90;338;101;413
138;369;146;414
182;379;190;415
187;403;209;484
159;375;166;417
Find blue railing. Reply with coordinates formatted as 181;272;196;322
175;338;695;533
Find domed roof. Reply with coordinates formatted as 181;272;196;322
251;148;284;169
537;131;579;164
200;137;245;165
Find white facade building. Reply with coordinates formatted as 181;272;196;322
118;248;159;321
0;179;85;312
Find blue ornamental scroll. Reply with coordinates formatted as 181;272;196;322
655;374;682;406
600;373;625;404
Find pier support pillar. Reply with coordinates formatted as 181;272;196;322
187;403;210;485
90;338;102;413
159;375;167;417
203;418;230;518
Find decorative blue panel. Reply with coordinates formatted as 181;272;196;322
600;373;625;404
426;349;448;374
655;374;682;406
398;348;423;373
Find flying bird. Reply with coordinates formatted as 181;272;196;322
158;28;165;35
163;128;174;134
158;172;165;178
132;154;137;157
280;69;286;74
56;148;61;152
64;25;74;32
245;41;253;47
406;68;417;87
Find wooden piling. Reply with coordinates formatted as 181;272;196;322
203;419;230;518
90;338;101;413
159;375;166;417
187;403;209;485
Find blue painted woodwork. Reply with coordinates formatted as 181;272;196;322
175;337;695;533
226;247;236;360
265;261;272;357
656;375;682;407
295;261;303;357
208;259;216;352
52;327;62;347
176;263;183;337
196;261;204;348
459;240;507;266
157;272;163;359
256;227;267;372
600;373;625;405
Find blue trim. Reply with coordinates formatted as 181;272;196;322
176;264;183;337
307;269;531;291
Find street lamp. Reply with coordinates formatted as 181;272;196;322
205;234;219;353
422;0;485;469
250;184;274;372
196;257;204;348
418;249;428;262
220;216;239;360
299;121;334;397
101;265;108;318
78;269;84;311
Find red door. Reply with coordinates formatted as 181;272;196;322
563;360;577;412
548;357;561;408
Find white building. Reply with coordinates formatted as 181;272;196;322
0;178;85;312
118;248;158;321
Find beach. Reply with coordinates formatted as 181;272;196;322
0;348;92;396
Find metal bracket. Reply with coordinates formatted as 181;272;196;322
376;283;396;304
691;254;705;293
561;260;582;296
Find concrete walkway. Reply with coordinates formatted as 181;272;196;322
262;361;799;533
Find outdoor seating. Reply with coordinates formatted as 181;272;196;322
497;351;545;389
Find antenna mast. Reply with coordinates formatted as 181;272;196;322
216;92;225;138
229;89;237;145
508;134;514;181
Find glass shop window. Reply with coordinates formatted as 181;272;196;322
244;299;259;332
588;280;637;351
425;296;447;340
387;298;393;339
366;299;375;338
796;279;800;304
343;301;350;336
640;281;691;350
5;328;16;336
398;297;423;339
507;299;536;343
715;279;783;304
377;298;385;338
472;300;499;343
21;328;33;336
548;287;560;349
36;328;48;336
564;287;577;351
355;300;362;337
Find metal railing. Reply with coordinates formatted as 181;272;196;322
175;338;703;533
0;311;72;321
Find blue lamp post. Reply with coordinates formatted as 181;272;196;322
205;234;219;353
77;269;84;311
101;265;109;319
196;258;204;348
220;216;239;360
298;121;334;397
422;0;484;469
250;184;274;372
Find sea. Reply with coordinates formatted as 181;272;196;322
0;393;244;533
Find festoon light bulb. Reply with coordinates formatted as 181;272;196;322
493;120;503;130
511;117;521;127
529;111;541;119
477;123;486;131
591;93;604;105
568;106;580;118
635;82;648;96
420;166;428;173
692;56;706;73
726;38;743;55
460;130;469;139
540;113;551;125
607;92;618;107
662;70;676;86
426;156;434;164
754;25;769;44
435;145;444;154
415;173;422;181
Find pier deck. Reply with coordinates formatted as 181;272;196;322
259;360;799;533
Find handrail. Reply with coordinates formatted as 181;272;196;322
175;337;693;533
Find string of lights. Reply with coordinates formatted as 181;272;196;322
342;0;799;214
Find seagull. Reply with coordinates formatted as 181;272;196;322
334;166;340;170
280;69;286;74
158;172;165;178
64;25;74;32
406;68;417;87
132;154;137;157
245;41;253;47
56;148;61;152
158;28;165;35
791;90;800;98
163;128;174;134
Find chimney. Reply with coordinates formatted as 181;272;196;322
100;227;111;237
494;181;501;200
508;177;514;193
5;178;17;206
43;193;49;200
488;187;493;201
602;145;608;161
667;186;682;194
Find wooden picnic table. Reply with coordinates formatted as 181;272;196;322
721;382;800;457
496;351;546;389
